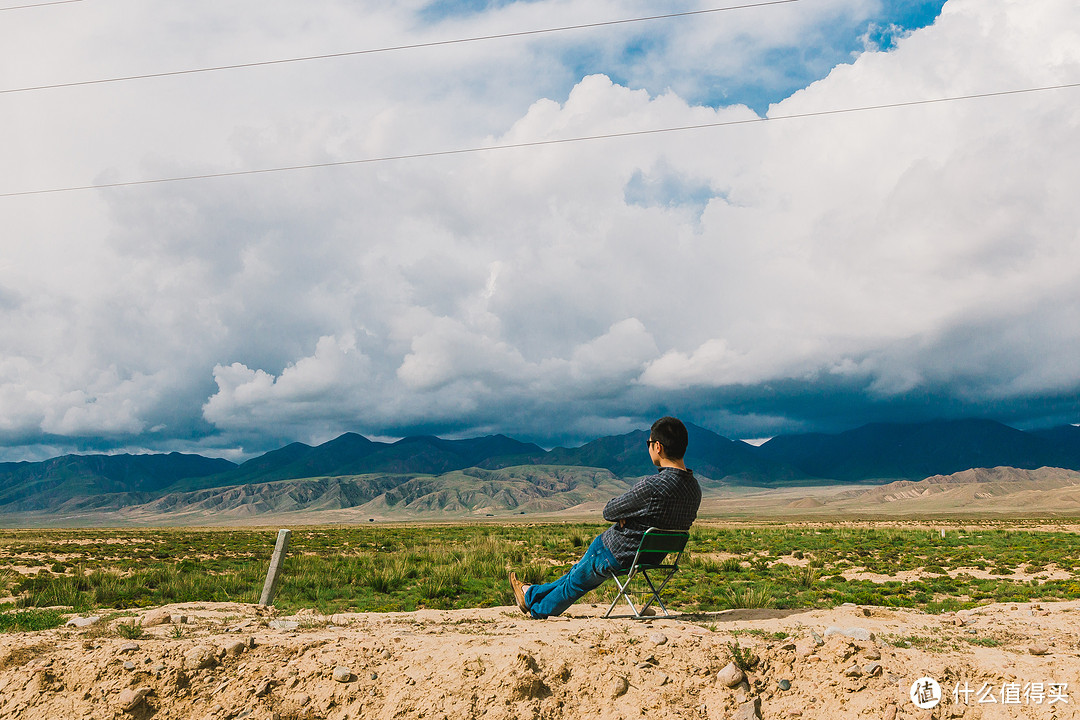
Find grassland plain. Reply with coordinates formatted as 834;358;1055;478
3;521;1080;626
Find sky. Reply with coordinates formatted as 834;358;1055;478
1;0;1078;461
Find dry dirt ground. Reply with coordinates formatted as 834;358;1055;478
2;599;1079;720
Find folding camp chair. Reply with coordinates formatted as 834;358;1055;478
604;527;690;619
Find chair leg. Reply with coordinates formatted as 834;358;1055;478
638;569;676;617
604;572;641;618
636;570;661;617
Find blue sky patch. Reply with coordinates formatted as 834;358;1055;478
624;166;715;218
420;1;947;113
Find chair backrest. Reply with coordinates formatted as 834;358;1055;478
634;527;690;567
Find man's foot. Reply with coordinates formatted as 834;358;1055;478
509;571;529;615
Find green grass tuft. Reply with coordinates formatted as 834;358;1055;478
0;609;65;633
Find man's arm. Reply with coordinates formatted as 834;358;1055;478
603;478;654;524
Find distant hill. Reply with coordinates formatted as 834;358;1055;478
3;419;1080;522
174;433;546;492
832;466;1080;515
0;453;235;512
31;465;628;525
754;419;1070;481
1029;424;1080;468
700;465;1080;518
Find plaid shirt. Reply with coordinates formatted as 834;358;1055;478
600;466;701;567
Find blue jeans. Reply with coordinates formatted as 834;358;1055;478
525;534;622;619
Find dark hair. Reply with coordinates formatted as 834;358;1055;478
649;416;688;460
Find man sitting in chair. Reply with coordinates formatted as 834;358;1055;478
510;416;702;619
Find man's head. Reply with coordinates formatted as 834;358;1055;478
648;416;688;462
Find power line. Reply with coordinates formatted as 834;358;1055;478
3;81;1077;199
0;0;797;96
0;0;82;10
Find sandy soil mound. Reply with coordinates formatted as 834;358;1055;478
785;498;824;509
1;599;1078;720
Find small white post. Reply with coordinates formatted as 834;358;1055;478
259;529;291;607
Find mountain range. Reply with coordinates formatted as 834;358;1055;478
1;419;1078;521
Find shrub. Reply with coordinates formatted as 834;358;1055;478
721;558;743;573
688;556;723;574
725;584;775;609
116;620;143;640
726;640;757;671
519;563;549;585
794;565;819;589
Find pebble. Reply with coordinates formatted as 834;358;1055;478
610;676;630;698
778;679;791;691
864;662;883;676
66;615;101;628
222;640;247;657
844;664;863;678
117;687;150;712
142;609;171;627
717;662;746;688
650;633;668;645
269;620;299;631
332;666;353;683
118;642;140;654
183;645;218;670
1029;645;1050;656
123;661;136;671
862;647;881;661
255;680;272;697
883;704;898;720
732;696;762;720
